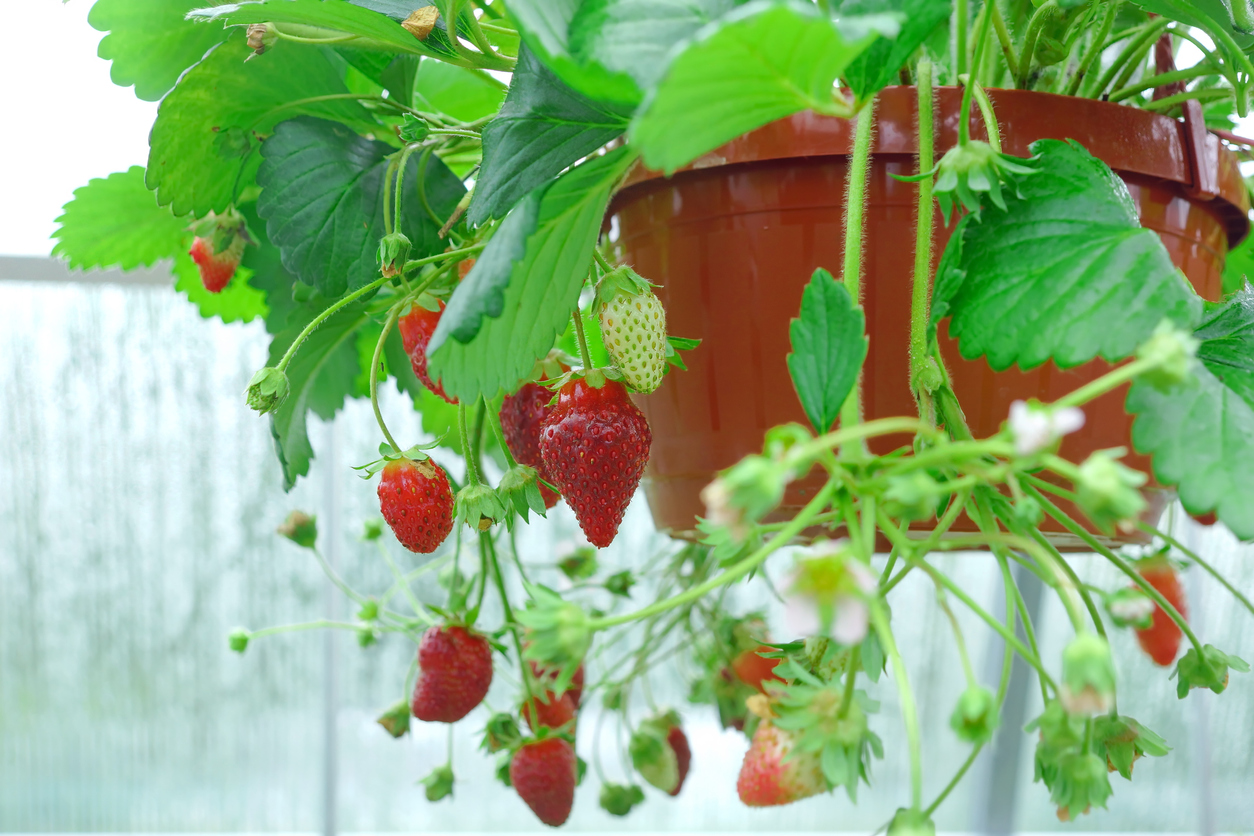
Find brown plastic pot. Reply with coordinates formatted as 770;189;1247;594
607;87;1250;549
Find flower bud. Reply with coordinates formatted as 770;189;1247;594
888;808;936;836
277;510;317;548
1135;320;1199;388
1061;633;1116;715
1075;449;1147;533
228;628;250;653
949;685;1000;745
1104;587;1155;629
421;764;454;802
1007;399;1084;457
377;231;411;278
246;366;290;415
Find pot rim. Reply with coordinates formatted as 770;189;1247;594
612;85;1251;248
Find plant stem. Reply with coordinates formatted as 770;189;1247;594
1087;19;1171;97
1027;486;1207;657
870;601;922;810
247;619;365;639
910;58;937;420
1141;88;1234;112
488;407;519;469
938;594;977;686
1110;65;1220;102
800;417;929;461
1051;356;1156;409
1017;1;1059;90
839;96;877;448
836;647;861;720
959;0;995;144
588;482;839;630
484;532;538;709
376;541;430;622
392;144;422;233
990;0;1019;83
459;404;482;486
1065;0;1120;96
971;83;1002;153
1141;523;1254;616
956;0;969;82
370;306;404;454
924;744;982;816
572;306;594;369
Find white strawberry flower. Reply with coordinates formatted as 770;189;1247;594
783;544;877;644
1008;400;1085;457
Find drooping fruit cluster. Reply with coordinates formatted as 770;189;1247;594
1132;555;1188;666
399;301;457;404
511;736;578;827
377;457;455;553
411;625;493;723
501;356;570;509
539;376;651;547
596;266;669;394
188;208;251;293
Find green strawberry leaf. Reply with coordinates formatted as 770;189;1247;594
173;253;269;324
505;0;643;106
428;146;636;401
412;58;505;122
567;0;740;91
189;0;438;57
267;304;372;489
1127;288;1254;538
933;139;1202;370
256;116;465;297
468;46;631;225
787;269;868;436
52;167;186;271
839;0;949;100
1222;224;1254;296
627;0;890;174
146;34;377;218
88;0;229;102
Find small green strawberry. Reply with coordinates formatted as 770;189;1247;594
595;265;668;394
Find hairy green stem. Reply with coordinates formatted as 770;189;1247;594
971;83;1001;153
870;601;922;810
990;0;1019;83
910;59;937;418
1017;1;1059;90
572;305;594;369
1142;88;1234;112
959;0;995;144
1110;65;1221;102
370;306;404;454
1065;0;1120;96
839;96;877;448
459;404;482;486
956;0;969;82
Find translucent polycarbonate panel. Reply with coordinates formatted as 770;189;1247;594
1;280;1252;832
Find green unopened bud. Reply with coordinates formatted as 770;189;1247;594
399;112;431;143
1061;633;1116;715
883;471;942;522
376;699;411;738
605;570;635;598
1136;320;1199;388
888;807;936;836
599;782;645;817
246;366;290;414
357;625;379;647
377;231;411;278
277;510;317;548
228;628;250;653
1051;751;1112;820
949;685;1000;745
421;764;454;802
558;545;598;581
701;454;792;541
362;518;384;541
499;464;546;520
455;483;507;532
1075;449;1148;533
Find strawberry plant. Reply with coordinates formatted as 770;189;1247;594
55;0;1254;826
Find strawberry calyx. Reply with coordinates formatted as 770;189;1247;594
593;264;656;308
516;582;591;693
454;483;508;532
497;464;548;524
352;440;441;480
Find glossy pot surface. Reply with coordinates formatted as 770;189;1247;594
608;87;1249;548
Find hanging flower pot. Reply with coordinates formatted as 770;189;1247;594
609;86;1250;547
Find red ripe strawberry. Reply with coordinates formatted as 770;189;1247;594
732;646;784;693
522;691;577;733
458;257;475;280
411;625;493;723
189;234;245;293
502;382;562;509
399;303;457;404
510;737;578;827
736;721;826;807
539;377;651;548
1133;556;1188;667
378;457;454;554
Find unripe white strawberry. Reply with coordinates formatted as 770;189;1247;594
596;265;667;394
